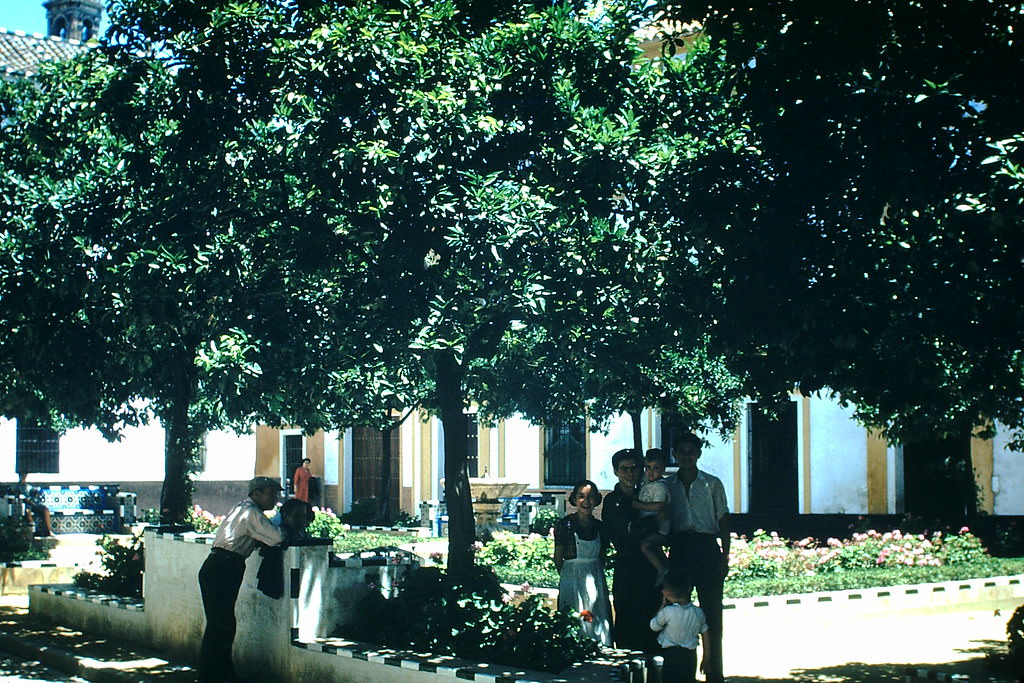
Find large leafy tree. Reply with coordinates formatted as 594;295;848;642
75;0;678;572
0;38;335;522
647;0;1024;515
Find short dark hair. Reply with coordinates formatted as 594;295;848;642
661;569;693;600
645;448;668;465
569;479;602;507
301;458;311;465
672;432;703;451
611;448;642;469
281;498;314;525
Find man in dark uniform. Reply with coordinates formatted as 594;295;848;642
602;448;660;652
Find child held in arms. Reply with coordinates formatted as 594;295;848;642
649;570;707;683
633;448;671;581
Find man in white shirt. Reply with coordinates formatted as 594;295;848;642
666;433;730;683
198;476;285;682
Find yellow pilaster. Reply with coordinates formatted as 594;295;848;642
479;420;492;476
866;429;888;514
254;425;280;478
971;427;995;514
304;432;324;473
419;411;433;500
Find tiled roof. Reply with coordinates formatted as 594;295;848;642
0;28;91;79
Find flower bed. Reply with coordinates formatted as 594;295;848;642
476;527;1024;599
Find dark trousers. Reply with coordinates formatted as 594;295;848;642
198;549;246;682
668;534;723;681
660;645;698;683
611;553;660;652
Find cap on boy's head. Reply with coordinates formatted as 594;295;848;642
611;448;641;469
248;476;283;495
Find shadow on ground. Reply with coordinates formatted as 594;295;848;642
728;638;1017;683
0;603;194;680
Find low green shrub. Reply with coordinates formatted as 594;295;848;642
0;517;46;562
333;531;410;554
338;498;376;525
339;566;599;673
476;532;555;574
530;508;560;537
307;507;346;540
726;558;1024;598
73;534;144;597
138;508;161;525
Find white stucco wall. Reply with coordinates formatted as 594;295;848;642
589;412;638;491
501;416;542;488
808;397;869;514
0;418;255;483
696;428;738;511
992;423;1024;515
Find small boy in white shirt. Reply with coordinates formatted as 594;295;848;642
632;448;670;577
649;570;707;683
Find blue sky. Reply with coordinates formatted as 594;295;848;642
2;0;58;34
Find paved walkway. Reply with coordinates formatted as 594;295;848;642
723;608;1018;682
0;593;1019;682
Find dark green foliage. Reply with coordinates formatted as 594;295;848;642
340;566;599;673
339;499;384;526
73;534;144;597
0;518;46;563
529;508;560;536
332;532;413;554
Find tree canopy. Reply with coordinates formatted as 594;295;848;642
1;0;1023;548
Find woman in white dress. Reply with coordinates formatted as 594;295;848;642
553;479;612;646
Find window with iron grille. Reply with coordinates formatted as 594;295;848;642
15;420;60;474
543;419;586;486
283;434;304;496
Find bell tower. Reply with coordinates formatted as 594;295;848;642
43;0;103;42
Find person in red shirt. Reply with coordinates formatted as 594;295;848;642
292;458;312;502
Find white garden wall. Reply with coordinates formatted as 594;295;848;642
28;530;609;682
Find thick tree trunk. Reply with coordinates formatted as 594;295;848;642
377;424;394;524
159;366;201;525
629;408;643;456
160;402;200;525
435;350;475;578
